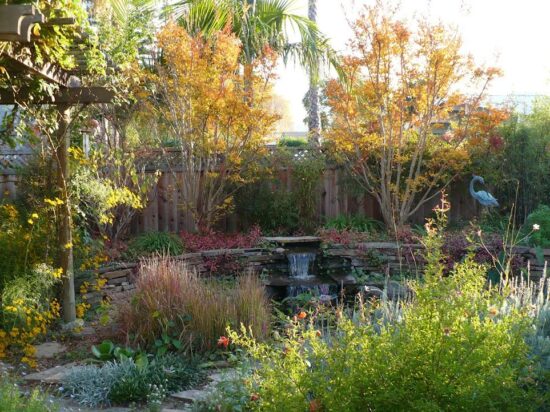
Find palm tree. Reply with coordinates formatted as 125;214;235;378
306;0;320;145
166;0;332;98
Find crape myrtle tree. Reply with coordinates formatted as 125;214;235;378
325;2;505;229
143;23;279;231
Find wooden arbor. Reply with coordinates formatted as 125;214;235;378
1;4;114;323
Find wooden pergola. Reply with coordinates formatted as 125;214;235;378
1;4;114;323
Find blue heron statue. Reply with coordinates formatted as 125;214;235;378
469;175;499;207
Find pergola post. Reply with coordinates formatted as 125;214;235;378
56;104;76;323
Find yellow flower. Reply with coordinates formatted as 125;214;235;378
31;213;38;219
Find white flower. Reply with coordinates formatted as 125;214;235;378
533;224;540;231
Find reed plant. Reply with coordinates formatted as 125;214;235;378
120;256;270;352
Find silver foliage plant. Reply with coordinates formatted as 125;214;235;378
61;359;137;407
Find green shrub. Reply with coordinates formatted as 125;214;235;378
235;150;325;234
0;379;58;412
235;184;299;234
119;257;270;353
227;203;542;411
325;214;384;233
526;205;550;247
277;137;307;147
62;354;205;407
124;232;184;259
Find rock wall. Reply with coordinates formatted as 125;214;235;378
77;243;548;305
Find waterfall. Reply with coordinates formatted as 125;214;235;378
285;252;337;302
288;252;316;279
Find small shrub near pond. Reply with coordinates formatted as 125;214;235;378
124;231;184;259
527;204;550;247
120;257;270;353
324;214;384;233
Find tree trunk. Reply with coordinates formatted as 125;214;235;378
307;0;321;146
56;105;76;323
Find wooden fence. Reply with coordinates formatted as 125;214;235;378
0;148;32;200
1;147;480;233
131;167;480;233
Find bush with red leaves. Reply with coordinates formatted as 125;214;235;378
180;225;262;252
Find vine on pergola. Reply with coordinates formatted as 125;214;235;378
0;1;113;323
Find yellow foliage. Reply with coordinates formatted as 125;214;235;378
0;297;60;366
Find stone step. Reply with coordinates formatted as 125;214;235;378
23;362;77;383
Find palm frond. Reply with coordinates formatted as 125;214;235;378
183;0;230;37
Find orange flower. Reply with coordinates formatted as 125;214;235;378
315;330;322;337
217;336;230;349
297;311;307;320
309;399;322;412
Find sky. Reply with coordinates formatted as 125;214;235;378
277;0;550;131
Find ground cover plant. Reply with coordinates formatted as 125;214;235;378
62;353;205;408
180;226;262;252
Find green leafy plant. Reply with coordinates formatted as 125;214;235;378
0;378;58;412
526;205;550;247
90;340;147;367
124;232;184;259
154;327;184;356
325;215;384;233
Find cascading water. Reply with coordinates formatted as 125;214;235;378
287;252;316;297
286;252;335;301
288;252;316;280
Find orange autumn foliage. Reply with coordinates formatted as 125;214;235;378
142;23;280;230
325;3;506;228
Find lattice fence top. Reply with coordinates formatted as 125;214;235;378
135;145;316;172
0;147;33;175
0;145;316;175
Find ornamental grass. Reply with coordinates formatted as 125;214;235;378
119;256;270;353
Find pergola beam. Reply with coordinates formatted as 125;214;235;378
0;86;114;105
1;52;75;87
0;5;44;42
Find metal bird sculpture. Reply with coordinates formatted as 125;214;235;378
469;175;499;207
